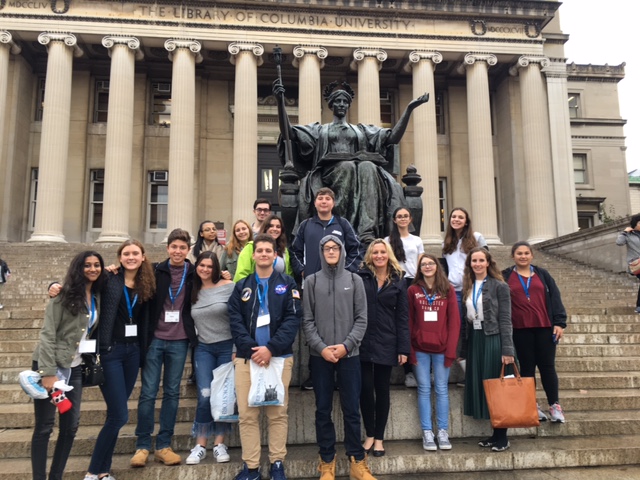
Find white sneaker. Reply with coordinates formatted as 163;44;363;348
437;429;452;450
83;475;98;480
404;372;418;388
213;443;230;463
422;429;437;451
537;403;548;422
186;444;206;465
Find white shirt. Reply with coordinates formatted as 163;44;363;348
443;232;487;291
386;234;424;278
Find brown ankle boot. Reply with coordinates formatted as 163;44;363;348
349;455;377;480
318;456;336;480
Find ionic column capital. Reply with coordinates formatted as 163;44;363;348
38;32;83;57
350;48;387;71
165;38;203;63
102;35;144;60
403;50;442;73
0;31;21;55
509;55;550;76
228;42;264;67
292;45;328;69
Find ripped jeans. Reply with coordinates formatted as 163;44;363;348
192;339;234;438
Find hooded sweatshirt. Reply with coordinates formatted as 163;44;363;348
302;234;367;357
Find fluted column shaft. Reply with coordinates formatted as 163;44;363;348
293;45;327;124
97;36;141;243
512;56;557;242
351;48;386;125
165;39;202;235
29;33;81;243
406;51;442;244
229;43;263;222
462;53;501;244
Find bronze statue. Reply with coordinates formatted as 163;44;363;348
273;77;428;243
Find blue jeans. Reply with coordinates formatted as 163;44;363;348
310;355;364;463
414;351;450;431
193;339;234;439
88;342;140;474
135;338;189;450
31;366;83;480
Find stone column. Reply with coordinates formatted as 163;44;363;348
544;60;579;235
293;45;327;125
404;50;443;244
350;48;387;125
229;42;263;222
28;33;83;243
458;53;501;244
510;56;557;242
165;39;202;235
96;36;143;243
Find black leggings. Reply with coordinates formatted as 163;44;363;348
635;274;640;307
512;327;559;405
360;361;392;440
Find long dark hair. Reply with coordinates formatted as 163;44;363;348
192;220;219;258
60;251;106;316
443;207;478;255
388;207;410;263
117;239;156;302
260;214;287;257
191;251;222;304
412;253;451;298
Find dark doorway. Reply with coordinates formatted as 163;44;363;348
257;145;283;215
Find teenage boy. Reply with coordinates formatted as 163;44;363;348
302;235;376;480
228;234;301;480
130;228;198;467
251;198;272;237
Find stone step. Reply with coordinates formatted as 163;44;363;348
537;389;640;411
547;371;640;390
568;323;640;333
569;314;640;323
555;356;640;372
0;435;639;479
555;344;640;357
562;332;640;344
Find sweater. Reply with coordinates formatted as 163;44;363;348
191;283;235;345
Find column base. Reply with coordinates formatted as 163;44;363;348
27;233;67;243
483;234;503;246
420;233;444;245
95;234;130;244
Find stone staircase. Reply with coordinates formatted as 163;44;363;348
0;242;639;479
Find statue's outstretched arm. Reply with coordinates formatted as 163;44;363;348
273;78;294;139
387;93;429;144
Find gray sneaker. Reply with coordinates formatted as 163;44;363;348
437;429;452;450
404;372;418;388
422;429;437;451
537;403;548;422
549;402;565;423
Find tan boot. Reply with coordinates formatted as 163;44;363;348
349;455;377;480
318;456;336;480
154;447;182;465
130;449;149;468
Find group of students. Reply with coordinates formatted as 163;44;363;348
28;190;567;480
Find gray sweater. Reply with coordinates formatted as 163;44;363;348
191;283;235;347
616;230;640;266
302;235;367;357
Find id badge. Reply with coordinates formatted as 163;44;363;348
257;313;271;328
165;310;180;323
473;318;482;330
125;324;138;337
79;339;96;353
423;311;437;322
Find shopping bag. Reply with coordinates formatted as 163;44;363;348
629;258;640;275
210;361;239;422
482;362;540;429
248;356;285;407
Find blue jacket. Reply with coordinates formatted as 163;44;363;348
228;270;301;359
291;214;362;278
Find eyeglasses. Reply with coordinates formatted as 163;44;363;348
255;208;271;214
202;228;216;233
395;214;410;219
323;246;340;252
420;262;437;268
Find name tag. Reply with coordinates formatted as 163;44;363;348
79;339;96;353
125;324;138;337
473;318;483;330
165;310;180;323
257;313;271;328
423;311;437;322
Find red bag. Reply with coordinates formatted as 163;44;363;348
483;363;540;429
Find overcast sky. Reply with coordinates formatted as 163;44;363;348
557;0;636;172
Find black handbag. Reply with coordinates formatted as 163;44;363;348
81;352;104;387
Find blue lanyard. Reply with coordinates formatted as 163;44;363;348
86;294;97;333
124;286;138;323
516;266;534;301
472;278;486;314
421;287;437;307
168;263;188;308
254;272;268;311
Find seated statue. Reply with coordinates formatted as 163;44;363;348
273;79;428;243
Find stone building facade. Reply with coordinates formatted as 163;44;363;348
0;0;630;244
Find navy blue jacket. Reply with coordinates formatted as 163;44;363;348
228;270;301;359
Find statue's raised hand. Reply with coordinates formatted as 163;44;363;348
273;78;286;99
408;93;429;110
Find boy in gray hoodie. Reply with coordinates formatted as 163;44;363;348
302;235;376;480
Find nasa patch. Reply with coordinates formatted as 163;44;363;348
292;289;300;300
275;284;288;295
241;288;252;302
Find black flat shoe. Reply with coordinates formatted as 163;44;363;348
478;437;495;448
372;450;385;457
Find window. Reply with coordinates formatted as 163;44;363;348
93;80;109;123
568;94;580;118
380;90;395;128
150;82;172;126
578;214;594;230
28;168;38;230
573;153;588;184
89;169;104;229
439;178;447;232
148;171;168;229
35;78;45;121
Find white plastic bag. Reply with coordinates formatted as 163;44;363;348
210;361;239;422
248;356;285;407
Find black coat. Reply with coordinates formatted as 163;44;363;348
357;269;410;366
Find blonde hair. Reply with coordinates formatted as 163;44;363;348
362;239;404;284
